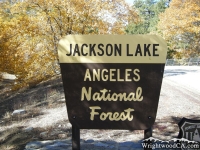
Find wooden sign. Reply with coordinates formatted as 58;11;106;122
58;35;167;130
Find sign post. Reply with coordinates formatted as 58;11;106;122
72;126;80;150
58;35;167;149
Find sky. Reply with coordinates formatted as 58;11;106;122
125;0;134;5
125;0;159;5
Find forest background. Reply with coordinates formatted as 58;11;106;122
0;0;200;89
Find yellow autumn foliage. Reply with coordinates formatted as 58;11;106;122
158;0;200;58
0;0;139;89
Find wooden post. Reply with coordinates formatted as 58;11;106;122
72;125;80;150
144;127;152;150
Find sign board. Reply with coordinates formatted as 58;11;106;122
58;35;167;130
178;117;200;142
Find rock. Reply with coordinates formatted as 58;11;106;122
24;127;34;133
12;109;26;116
25;140;71;150
25;141;42;149
1;72;16;80
85;139;94;143
66;123;71;128
51;140;70;147
58;133;67;139
50;129;63;136
40;132;48;138
57;98;66;103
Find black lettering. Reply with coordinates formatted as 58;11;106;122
106;44;113;56
73;44;80;56
97;44;104;56
89;44;96;56
135;44;142;56
153;44;159;56
144;44;151;56
126;44;133;56
114;44;121;56
66;44;73;56
81;44;88;56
